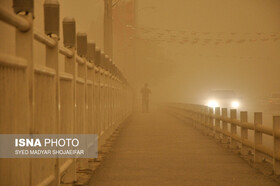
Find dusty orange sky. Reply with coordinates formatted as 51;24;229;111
115;0;280;103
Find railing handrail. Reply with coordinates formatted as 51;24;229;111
34;30;57;48
59;46;74;58
169;104;277;136
0;7;30;32
0;53;27;68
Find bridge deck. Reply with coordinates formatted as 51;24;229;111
89;111;277;185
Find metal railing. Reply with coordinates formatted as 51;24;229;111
166;103;280;176
0;0;133;185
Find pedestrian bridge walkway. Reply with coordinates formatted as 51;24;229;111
89;110;278;185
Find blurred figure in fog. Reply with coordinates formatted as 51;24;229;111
141;83;151;113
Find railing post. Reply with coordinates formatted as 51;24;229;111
63;17;76;74
86;41;94;137
76;32;88;170
197;105;202;131
230;109;238;149
44;0;59;68
63;16;76;47
215;107;221;141
13;1;34;186
87;41;96;62
195;105;199;129
198;105;203;131
221;108;228;144
193;105;198;128
87;40;96;132
14;1;34;131
77;32;87;57
189;105;193;127
240;111;249;155
186;105;190;125
273;116;280;175
44;0;60;185
61;16;77;184
95;48;101;134
100;51;104;127
104;54;109;130
208;107;214;137
108;58;113;127
100;51;105;132
111;66;115;126
13;0;34;15
254;112;263;162
203;106;209;135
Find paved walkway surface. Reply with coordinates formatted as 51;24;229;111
89;111;278;186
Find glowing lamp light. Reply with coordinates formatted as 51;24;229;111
207;100;219;108
231;101;240;108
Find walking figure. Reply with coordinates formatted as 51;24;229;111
141;83;151;113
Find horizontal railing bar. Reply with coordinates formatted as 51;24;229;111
94;66;99;72
34;30;57;48
34;65;56;76
59;46;73;58
0;53;27;68
230;119;254;130
59;159;73;175
76;55;84;65
241;122;255;130
242;138;254;149
255;124;273;136
0;7;30;32
255;144;273;158
87;62;93;69
76;77;85;84
230;133;242;143
87;80;93;85
59;72;73;81
36;174;55;186
202;112;271;135
37;159;74;186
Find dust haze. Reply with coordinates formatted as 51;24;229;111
1;0;280;105
114;0;280;107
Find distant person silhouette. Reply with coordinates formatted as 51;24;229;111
141;83;151;113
